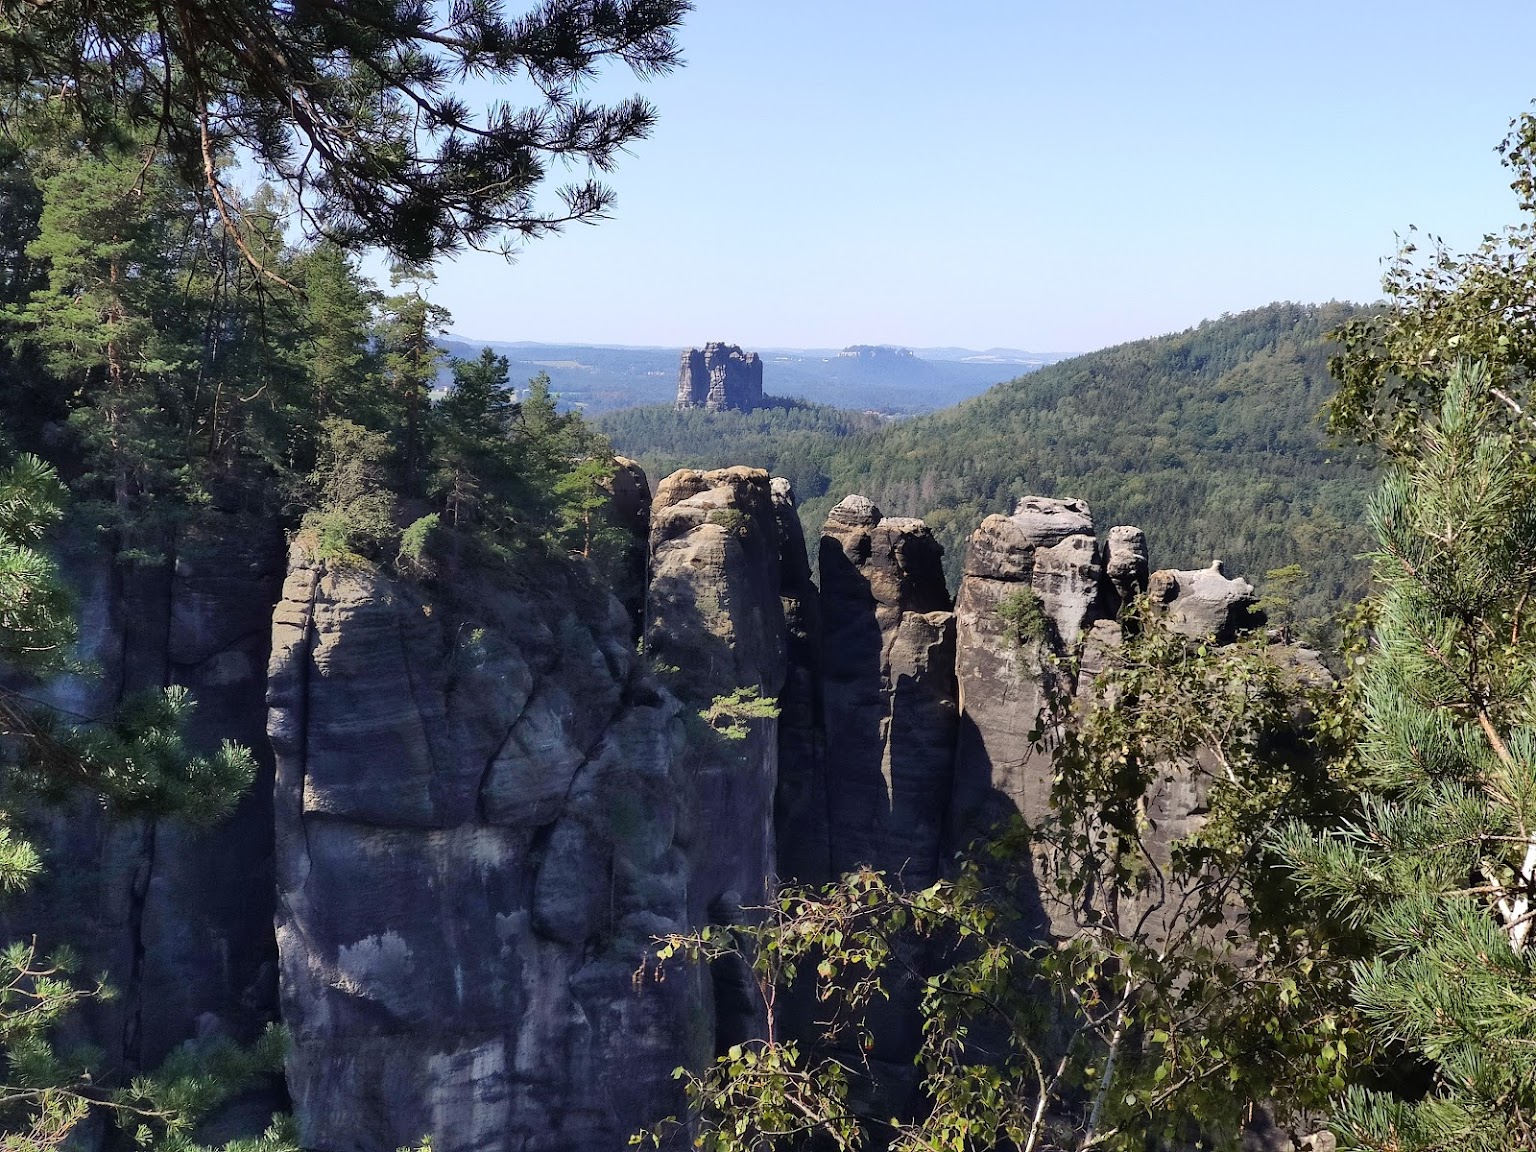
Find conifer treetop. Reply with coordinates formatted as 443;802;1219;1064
0;0;691;264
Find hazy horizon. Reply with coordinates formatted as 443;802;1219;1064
418;2;1536;355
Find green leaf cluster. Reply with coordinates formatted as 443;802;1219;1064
640;611;1364;1151
0;0;689;264
698;688;781;742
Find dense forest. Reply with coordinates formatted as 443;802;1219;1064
0;140;631;572
598;397;888;503
603;302;1377;635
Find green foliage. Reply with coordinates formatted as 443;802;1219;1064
1258;562;1308;637
118;1025;290;1151
396;514;440;578
8;686;256;822
698;688;781;742
0;455;72;674
640;612;1363;1151
598;398;887;504
427;364;628;573
997;588;1049;653
705;508;750;537
1327;114;1536;456
430;348;517;530
5;137;197;538
0;1017;294;1152
378;277;450;496
0;0;690;265
1277;363;1536;1151
301;418;398;561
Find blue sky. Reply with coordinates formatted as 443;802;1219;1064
430;2;1536;355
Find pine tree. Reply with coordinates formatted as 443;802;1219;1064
430;347;516;528
1277;361;1536;1152
13;139;195;533
0;0;690;265
378;275;450;497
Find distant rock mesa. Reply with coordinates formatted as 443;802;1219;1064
676;343;763;412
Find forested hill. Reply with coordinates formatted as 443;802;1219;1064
604;302;1378;635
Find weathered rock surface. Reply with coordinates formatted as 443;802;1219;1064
819;495;956;890
770;478;829;885
949;497;1107;859
1148;560;1264;643
646;468;787;912
3;515;285;1107
1104;524;1149;612
676;343;764;412
645;467;810;1052
269;545;701;1152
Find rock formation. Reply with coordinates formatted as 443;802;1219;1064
675;343;764;412
268;544;701;1152
1147;560;1264;642
2;514;286;1128
818;495;957;889
948;497;1113;860
5;455;1307;1152
645;466;787;919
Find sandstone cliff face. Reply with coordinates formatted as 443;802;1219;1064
675;344;764;412
949;497;1115;857
645;467;787;917
770;478;829;886
268;545;700;1152
819;495;956;890
4;514;285;1104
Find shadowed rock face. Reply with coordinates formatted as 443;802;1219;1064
269;546;701;1152
602;455;652;638
771;478;829;886
0;514;285;1117
819;495;956;890
676;343;764;412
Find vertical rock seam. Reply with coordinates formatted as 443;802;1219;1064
818;494;957;891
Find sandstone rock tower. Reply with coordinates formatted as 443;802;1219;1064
676;343;764;411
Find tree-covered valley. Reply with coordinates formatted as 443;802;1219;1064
601;301;1375;637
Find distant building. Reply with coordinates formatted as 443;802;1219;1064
676;343;763;412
